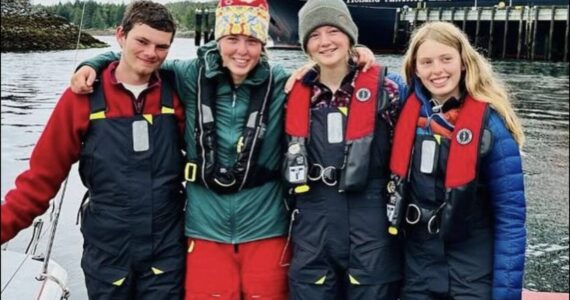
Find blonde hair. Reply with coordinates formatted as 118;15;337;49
402;21;525;147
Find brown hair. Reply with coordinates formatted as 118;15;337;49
120;0;177;42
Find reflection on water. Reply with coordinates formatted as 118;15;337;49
1;36;569;296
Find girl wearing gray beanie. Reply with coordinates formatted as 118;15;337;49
283;0;406;299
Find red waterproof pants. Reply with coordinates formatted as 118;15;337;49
185;237;290;300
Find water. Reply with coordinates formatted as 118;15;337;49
1;36;568;298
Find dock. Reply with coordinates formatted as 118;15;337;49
395;5;569;61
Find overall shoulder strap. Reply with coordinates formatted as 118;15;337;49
88;78;106;120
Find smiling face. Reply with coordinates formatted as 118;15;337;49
306;25;351;69
115;23;172;84
415;39;464;102
218;34;263;85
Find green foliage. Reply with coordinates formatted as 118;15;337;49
36;0;216;31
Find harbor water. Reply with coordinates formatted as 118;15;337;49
1;36;568;298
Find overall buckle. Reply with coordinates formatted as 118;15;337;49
185;162;198;182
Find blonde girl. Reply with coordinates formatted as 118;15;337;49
390;21;526;299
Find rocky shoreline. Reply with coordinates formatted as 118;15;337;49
1;0;108;52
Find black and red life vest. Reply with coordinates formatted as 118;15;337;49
390;92;490;241
285;65;388;192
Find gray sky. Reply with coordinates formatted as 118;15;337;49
35;0;212;6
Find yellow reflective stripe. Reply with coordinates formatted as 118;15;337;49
314;275;326;285
151;267;164;275
236;136;245;153
294;185;310;194
349;274;360;285
90;111;106;120
188;240;195;253
161;106;175;114
338;107;348;116
143;114;153;124
113;277;126;286
434;134;441;144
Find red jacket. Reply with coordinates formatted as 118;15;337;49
1;61;185;243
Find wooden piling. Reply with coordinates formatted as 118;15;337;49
475;7;482;47
426;7;431;22
438;7;443;21
517;7;524;59
489;6;497;57
503;6;511;59
463;7;468;32
524;7;532;59
548;6;556;60
413;7;419;27
531;6;539;60
195;8;203;46
563;5;570;62
451;7;456;23
393;8;400;45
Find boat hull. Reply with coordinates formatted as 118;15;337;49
267;0;568;51
1;250;69;300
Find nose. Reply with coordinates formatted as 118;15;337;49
432;60;444;74
236;39;248;54
320;33;331;46
143;45;158;59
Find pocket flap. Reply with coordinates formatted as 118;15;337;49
288;267;329;285
150;255;185;274
82;261;129;286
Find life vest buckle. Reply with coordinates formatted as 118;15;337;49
185;162;198;182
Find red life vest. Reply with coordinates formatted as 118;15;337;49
285;65;386;192
389;92;489;241
390;93;488;188
286;65;382;140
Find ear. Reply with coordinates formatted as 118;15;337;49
116;26;126;48
461;64;466;71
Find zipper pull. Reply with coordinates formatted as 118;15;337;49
232;92;237;108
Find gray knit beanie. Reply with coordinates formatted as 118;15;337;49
298;0;358;52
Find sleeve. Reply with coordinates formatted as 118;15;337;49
481;111;526;300
1;89;90;244
161;58;199;109
386;72;409;106
382;76;402;129
78;51;121;73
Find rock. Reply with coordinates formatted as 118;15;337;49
1;0;108;52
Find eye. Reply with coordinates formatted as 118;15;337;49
136;39;148;45
329;28;340;34
309;32;319;39
247;38;260;45
156;44;170;51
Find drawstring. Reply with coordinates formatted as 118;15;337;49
279;209;299;267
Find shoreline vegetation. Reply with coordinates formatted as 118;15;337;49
1;0;215;52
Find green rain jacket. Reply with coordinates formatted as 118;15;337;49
82;41;290;244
